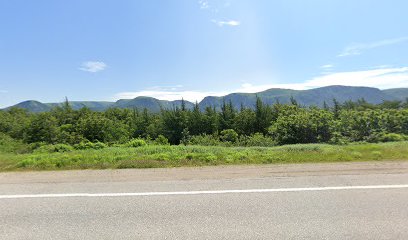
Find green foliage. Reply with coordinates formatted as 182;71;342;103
237;133;277;147
0;133;31;154
34;144;74;153
126;139;147;148
78;113;129;143
219;100;236;130
1;98;408;149
189;134;221;146
234;108;256;136
269;109;334;145
180;128;191;146
24;113;59;144
153;135;170;145
220;129;238;143
2;142;407;171
366;132;407;143
74;141;107;150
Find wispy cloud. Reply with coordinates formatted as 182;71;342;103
114;66;408;102
338;37;408;57
0;90;8;94
320;64;334;74
198;0;210;9
253;67;408;90
304;66;408;89
79;61;107;73
321;64;334;69
211;19;240;27
199;0;240;26
211;67;408;93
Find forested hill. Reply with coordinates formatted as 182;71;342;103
4;86;408;112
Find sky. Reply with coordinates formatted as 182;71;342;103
1;0;408;107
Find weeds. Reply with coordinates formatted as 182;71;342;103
0;141;406;171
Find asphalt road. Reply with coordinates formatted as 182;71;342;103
1;161;408;239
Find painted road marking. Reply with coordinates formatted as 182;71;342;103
1;184;407;199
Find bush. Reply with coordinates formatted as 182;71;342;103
34;144;74;153
153;135;170;145
220;129;238;143
188;134;222;146
53;144;75;152
367;132;407;143
74;141;107;150
237;133;277;147
328;132;349;145
93;142;108;149
0;133;32;154
269;109;334;145
126;139;147;148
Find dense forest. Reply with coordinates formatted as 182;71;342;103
1;98;408;149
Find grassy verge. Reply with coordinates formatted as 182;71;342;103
0;141;407;171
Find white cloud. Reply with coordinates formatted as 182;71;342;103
79;61;107;73
199;1;240;26
0;90;8;93
114;66;408;102
321;64;334;69
304;67;408;89
198;0;210;9
211;19;241;27
240;67;408;91
199;0;230;12
338;37;408;57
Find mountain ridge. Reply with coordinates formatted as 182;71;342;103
4;86;408;113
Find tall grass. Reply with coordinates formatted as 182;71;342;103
0;141;407;171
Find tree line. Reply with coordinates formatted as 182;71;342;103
1;98;407;147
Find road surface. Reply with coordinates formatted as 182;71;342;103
1;161;408;239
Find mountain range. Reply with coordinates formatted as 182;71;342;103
4;86;408;113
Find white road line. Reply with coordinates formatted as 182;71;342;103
1;184;408;199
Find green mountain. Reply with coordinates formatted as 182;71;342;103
48;101;114;111
4;86;408;113
7;100;53;113
199;86;405;110
112;97;194;112
382;88;408;101
5;101;114;112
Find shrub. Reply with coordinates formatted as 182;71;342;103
34;144;74;153
188;134;222;146
154;135;170;145
367;132;407;143
220;129;238;143
328;132;349;145
53;144;75;152
0;133;32;154
126;139;147;148
269;109;334;145
237;133;277;147
93;142;108;149
74;141;107;150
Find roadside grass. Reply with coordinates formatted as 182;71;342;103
0;141;407;171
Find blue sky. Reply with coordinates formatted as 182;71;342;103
1;0;408;107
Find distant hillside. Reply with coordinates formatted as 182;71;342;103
48;101;114;112
199;86;401;110
383;88;408;101
8;101;53;113
4;86;408;112
112;97;194;112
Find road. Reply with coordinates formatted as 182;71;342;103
1;161;408;239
